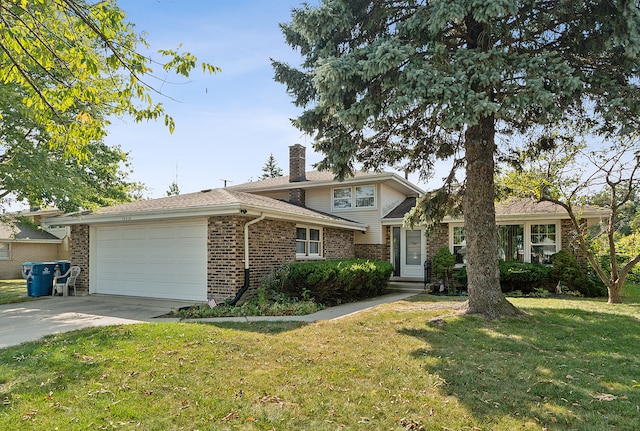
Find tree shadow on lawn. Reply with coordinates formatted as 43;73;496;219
193;320;309;334
399;307;640;430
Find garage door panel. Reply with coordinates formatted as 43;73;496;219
94;220;207;301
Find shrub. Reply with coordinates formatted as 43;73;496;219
266;259;393;306
549;250;606;297
432;247;456;284
499;261;551;294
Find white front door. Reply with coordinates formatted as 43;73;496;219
400;227;426;278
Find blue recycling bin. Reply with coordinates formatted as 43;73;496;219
54;260;71;283
23;262;57;297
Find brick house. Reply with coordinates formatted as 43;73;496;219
0;210;68;279
44;144;608;302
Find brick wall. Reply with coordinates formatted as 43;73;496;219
560;218;590;267
354;244;389;261
207;216;245;301
427;223;449;263
248;218;296;290
70;224;90;293
324;227;355;259
0;243;59;279
207;216;298;302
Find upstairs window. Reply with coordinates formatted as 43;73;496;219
332;185;375;210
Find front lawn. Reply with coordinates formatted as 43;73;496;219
1;284;639;430
0;279;37;305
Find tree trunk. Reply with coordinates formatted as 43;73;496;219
462;116;521;319
608;280;623;304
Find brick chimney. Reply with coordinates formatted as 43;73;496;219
289;144;306;206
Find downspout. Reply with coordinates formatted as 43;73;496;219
228;213;266;305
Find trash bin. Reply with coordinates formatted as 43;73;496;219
23;262;57;297
54;260;71;282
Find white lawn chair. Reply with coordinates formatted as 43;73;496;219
54;266;81;296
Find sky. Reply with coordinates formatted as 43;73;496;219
106;0;438;200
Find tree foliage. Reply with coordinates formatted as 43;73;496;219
166;181;180;197
0;0;219;211
501;134;640;303
260;153;283;179
274;0;640;318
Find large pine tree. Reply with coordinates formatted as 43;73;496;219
273;0;640;318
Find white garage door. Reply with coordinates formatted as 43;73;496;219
93;220;207;301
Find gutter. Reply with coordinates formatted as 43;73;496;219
228;213;266;305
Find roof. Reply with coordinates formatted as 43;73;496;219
229;170;425;196
444;198;609;223
494;199;609;219
45;188;367;231
0;221;61;242
380;197;610;224
383;197;417;220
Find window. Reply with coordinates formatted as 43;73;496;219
296;227;322;257
333;188;352;209
452;226;466;264
498;224;524;262
531;224;557;264
332;185;375;210
0;242;10;260
355;186;375;208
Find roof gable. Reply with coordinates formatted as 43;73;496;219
230;170;424;196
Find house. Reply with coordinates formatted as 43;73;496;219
0;209;68;279
427;198;608;269
44;144;608;302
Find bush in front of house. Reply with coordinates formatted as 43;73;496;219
550;250;607;297
452;261;551;295
447;253;608;297
499;261;552;294
266;259;394;306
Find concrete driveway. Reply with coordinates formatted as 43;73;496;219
0;295;193;349
1;284;422;349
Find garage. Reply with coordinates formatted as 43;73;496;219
91;219;207;301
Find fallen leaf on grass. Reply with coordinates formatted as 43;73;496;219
221;411;238;421
590;392;617;401
259;395;285;405
399;417;424;430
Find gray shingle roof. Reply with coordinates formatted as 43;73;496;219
383;197;417;219
53;188;364;228
0;221;60;241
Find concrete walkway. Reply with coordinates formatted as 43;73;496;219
0;283;423;349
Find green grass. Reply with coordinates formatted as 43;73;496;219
0;279;38;305
1;284;639;430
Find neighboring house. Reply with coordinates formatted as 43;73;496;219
0;209;68;279
44;144;608;302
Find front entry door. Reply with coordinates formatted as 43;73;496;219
400;228;426;278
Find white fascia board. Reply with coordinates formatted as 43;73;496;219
45;203;368;232
11;239;63;244
44;204;244;226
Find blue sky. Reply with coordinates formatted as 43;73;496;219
108;0;438;199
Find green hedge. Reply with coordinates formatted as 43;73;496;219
263;259;394;306
452;253;607;297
